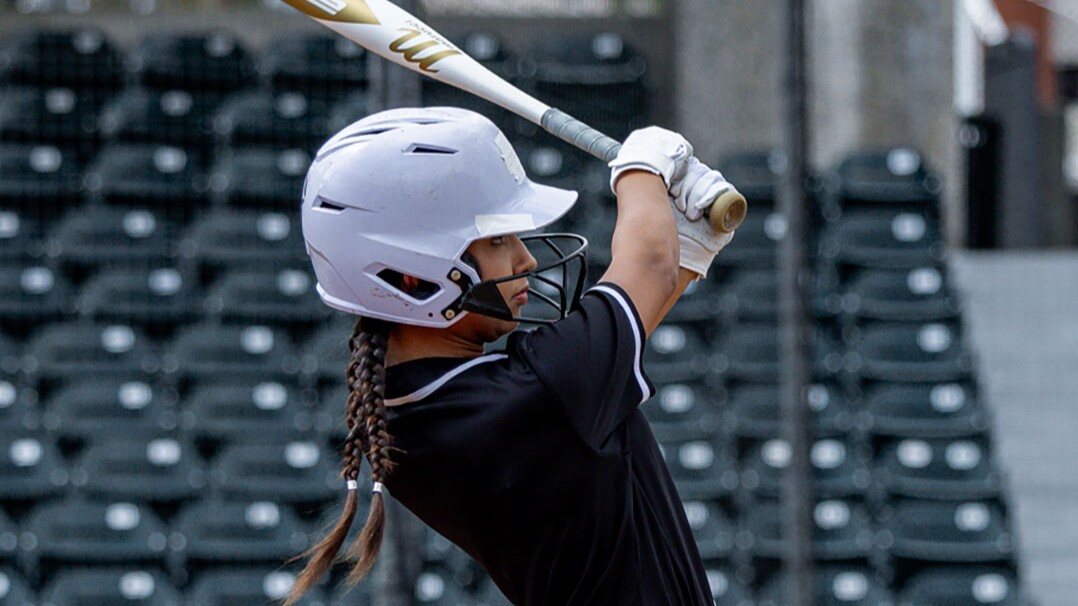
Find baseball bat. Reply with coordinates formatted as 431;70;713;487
280;0;747;233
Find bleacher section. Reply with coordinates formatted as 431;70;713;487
0;26;1028;606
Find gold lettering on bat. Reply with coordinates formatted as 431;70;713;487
283;0;380;25
388;28;462;73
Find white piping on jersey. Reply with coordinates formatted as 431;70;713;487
385;353;509;406
588;285;651;405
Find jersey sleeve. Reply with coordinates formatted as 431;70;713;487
515;282;656;447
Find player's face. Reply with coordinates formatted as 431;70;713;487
461;234;537;340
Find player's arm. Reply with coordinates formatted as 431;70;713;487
601;129;738;336
600;172;681;337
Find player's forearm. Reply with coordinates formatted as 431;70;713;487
609;172;680;295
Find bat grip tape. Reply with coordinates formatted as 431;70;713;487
541;108;622;163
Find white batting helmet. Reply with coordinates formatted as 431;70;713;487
301;107;584;327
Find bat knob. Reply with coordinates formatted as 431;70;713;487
707;190;748;234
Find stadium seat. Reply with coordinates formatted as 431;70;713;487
826;148;940;212
41;378;173;444
644;322;713;384
724;382;851;443
875;437;1003;501
72;436;205;506
713;209;784;269
682;500;735;562
327;89;374;134
524;33;648;139
173;500;308;569
178;209;307;276
185;567;332;606
83;144;208;216
207;147;309;209
258;32;368;98
212;91;330;150
0;334;19;384
39;567;181;606
901;566;1022;606
48;207;176;279
299;318;354;386
128;31;254;93
0;567;34;604
181;378;311;445
164;323;299;386
0;378;37;433
77;266;201;338
0;144;81;218
641;382;723;441
21;499;170;577
0;432;66;503
0;264;72;338
841;266;959;324
660;437;738;502
880;500;1014;584
756;565;895;606
862;381;990;440
205;268;328;334
0;511;16;564
740;500;876;569
703;565;752;606
97;88;217;150
209;440;339;507
740;438;872;500
720;269;778;322
24;322;159;389
0;86;100;151
412;567;472;605
846;322;972;384
818;210;943;271
714;324;844;383
716;150;783;208
0;28;124;93
0;210;43;263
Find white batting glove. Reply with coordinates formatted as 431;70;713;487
608;126;694;194
672;157;736;221
672;159;737;278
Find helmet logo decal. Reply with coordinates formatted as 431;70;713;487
475;214;535;237
388;27;462;74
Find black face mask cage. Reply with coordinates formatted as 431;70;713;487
456;233;589;325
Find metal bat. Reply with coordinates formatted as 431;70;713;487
280;0;747;233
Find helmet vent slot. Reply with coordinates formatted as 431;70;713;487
376;269;441;301
313;198;346;214
405;143;458;155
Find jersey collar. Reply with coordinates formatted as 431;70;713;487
385;354;508;407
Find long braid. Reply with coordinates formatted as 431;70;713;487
285;317;394;604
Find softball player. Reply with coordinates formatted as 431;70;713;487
287;107;737;605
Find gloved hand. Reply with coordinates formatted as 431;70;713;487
608;126;694;194
672;158;737;278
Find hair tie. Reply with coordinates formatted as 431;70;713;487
372;481;385;495
346;479;358;491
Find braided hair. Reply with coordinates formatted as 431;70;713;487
286;317;394;604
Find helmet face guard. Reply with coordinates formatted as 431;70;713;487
455;233;588;325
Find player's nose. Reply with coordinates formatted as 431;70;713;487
512;236;538;273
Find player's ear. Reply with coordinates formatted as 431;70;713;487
401;274;421;289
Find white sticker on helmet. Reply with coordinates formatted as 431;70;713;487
475;214;535;237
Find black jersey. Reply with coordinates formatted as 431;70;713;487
383;283;713;606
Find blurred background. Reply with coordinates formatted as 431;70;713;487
0;0;1075;605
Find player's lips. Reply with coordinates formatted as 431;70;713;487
512;285;529;305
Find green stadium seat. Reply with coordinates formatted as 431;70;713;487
875;437;1003;501
41;378;172;444
0;86;101;153
77;266;201;338
207;147;309;209
0;28;124;93
84;144;208;216
24;322;159;390
901;566;1022;606
98;88;217;150
212;91;330;150
841;266;959;324
129;31;254;93
757;565;895;606
173;500;308;569
209;440;339;508
258;32;368;98
48;207;177;280
164;323;299;387
0;264;72;339
185;567;331;606
0;144;81;218
641;382;723;441
39;568;181;606
725;382;851;443
72;436;205;506
178;209;307;277
660;437;739;502
846;322;972;385
205;268;329;332
0;567;34;604
819;210;943;271
740;438;872;500
0;432;67;504
683;500;735;562
862;381;990;440
181;378;311;446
